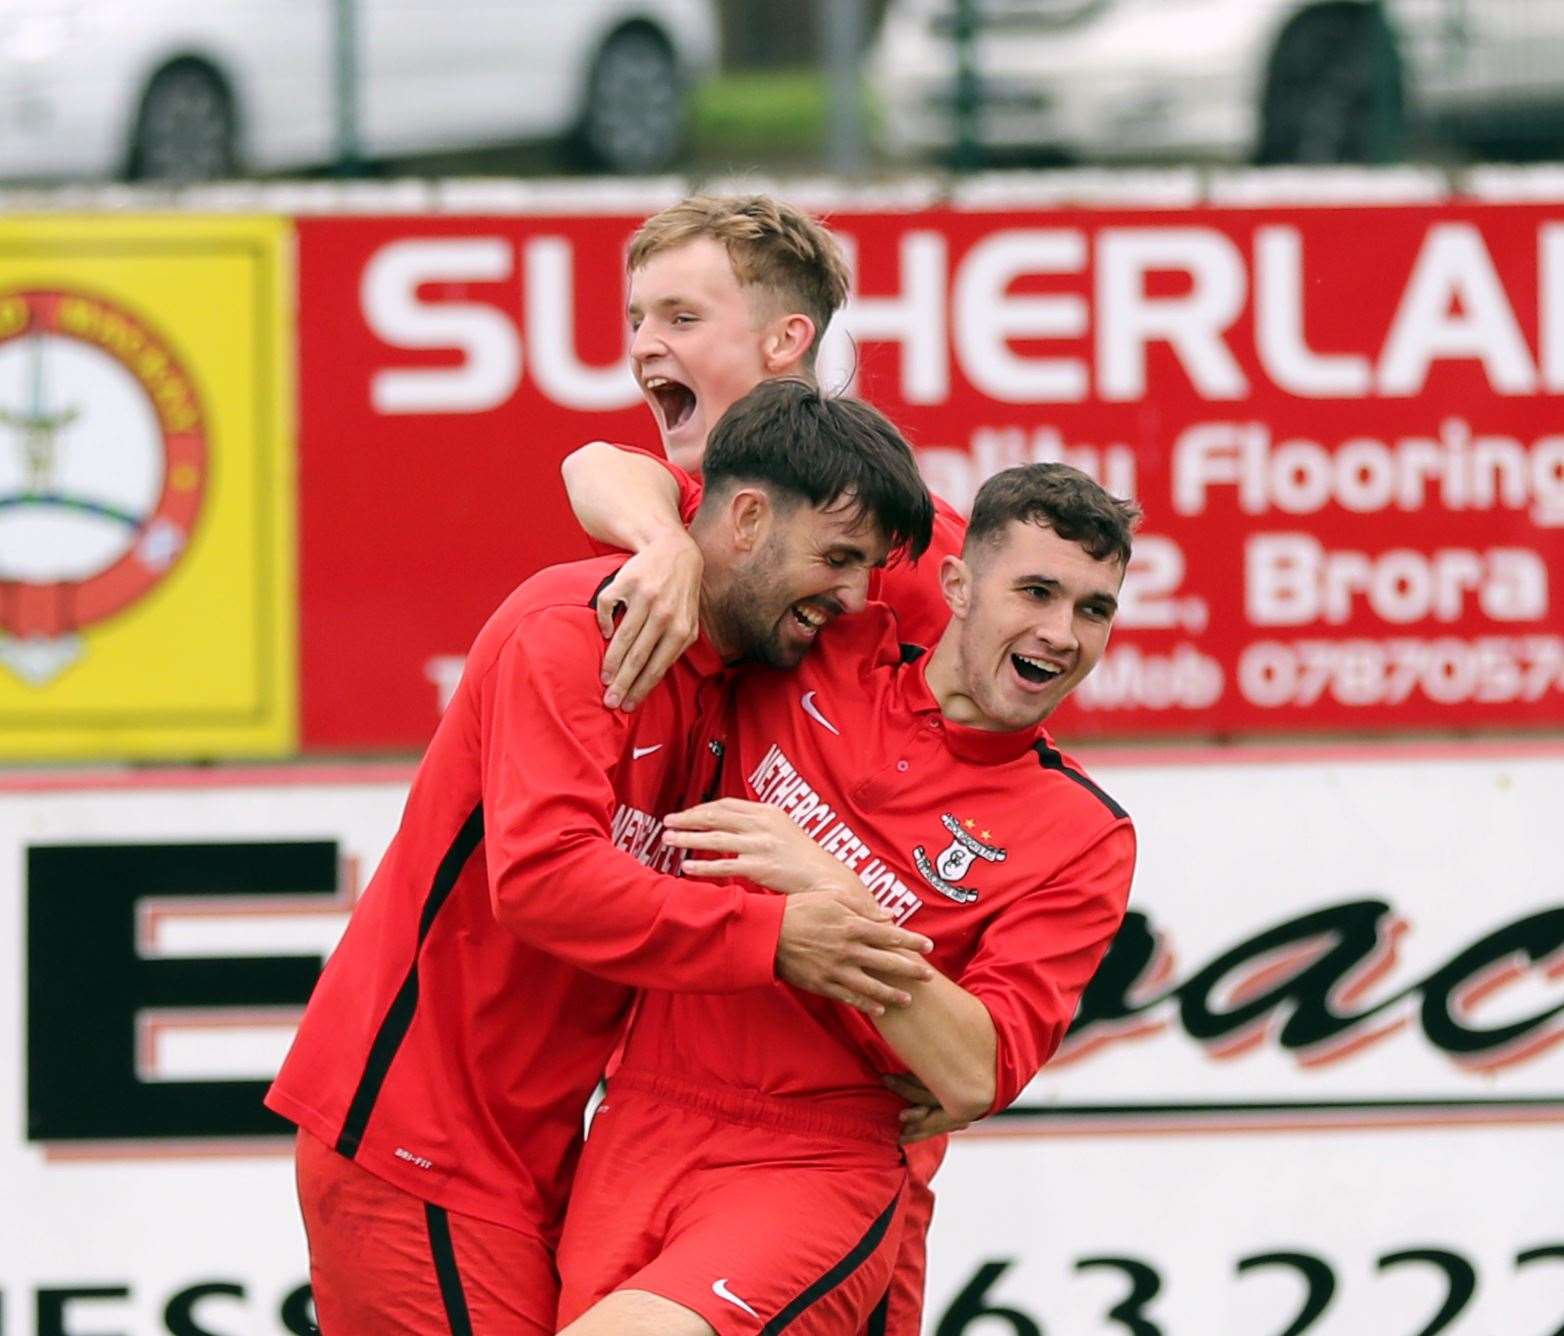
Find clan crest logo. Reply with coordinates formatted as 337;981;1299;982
0;289;207;685
913;812;1006;904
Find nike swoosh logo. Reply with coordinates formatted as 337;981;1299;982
800;691;840;736
631;744;663;760
711;1278;758;1319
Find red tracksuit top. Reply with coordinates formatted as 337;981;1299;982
266;555;786;1238
617;606;1137;1126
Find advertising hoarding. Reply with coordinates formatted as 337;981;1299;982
0;217;295;760
6;747;1560;1332
295;204;1564;751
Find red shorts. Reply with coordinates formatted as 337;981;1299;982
556;1071;908;1335
864;1135;948;1336
295;1129;557;1334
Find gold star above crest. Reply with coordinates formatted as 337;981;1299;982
981;830;992;841
963;818;976;830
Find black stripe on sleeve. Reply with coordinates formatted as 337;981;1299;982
424;1203;475;1336
335;803;485;1158
1033;741;1128;820
760;1186;902;1334
865;1290;890;1336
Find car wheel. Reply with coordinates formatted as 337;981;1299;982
574;26;686;174
1257;8;1403;165
130;63;237;182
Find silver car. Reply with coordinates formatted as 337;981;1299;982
867;0;1564;165
0;0;717;181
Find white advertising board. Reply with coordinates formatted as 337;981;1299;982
1;771;402;1336
3;748;1561;1334
926;744;1564;1336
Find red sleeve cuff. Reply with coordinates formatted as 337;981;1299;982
726;890;787;989
974;990;1047;1117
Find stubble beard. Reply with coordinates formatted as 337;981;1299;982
708;573;793;669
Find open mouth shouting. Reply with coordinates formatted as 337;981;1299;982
1010;652;1065;690
642;374;697;435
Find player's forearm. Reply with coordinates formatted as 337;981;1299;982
481;613;783;993
561;441;685;551
869;968;998;1124
489;834;785;993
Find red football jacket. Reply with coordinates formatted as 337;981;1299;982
618;606;1136;1125
266;556;786;1238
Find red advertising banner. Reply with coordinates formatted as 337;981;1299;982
297;203;1564;750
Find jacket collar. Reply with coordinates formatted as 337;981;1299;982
896;649;1048;764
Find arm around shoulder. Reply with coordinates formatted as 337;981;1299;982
561;442;704;709
561;441;688;552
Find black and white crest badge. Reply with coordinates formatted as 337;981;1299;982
913;812;1006;904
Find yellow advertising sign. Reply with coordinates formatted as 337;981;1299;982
0;216;294;759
